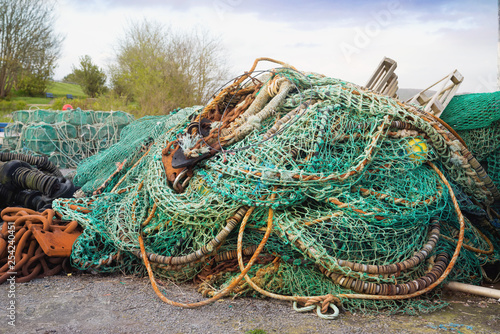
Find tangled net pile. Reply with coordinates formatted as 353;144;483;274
54;59;500;316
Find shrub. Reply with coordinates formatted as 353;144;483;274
0;99;28;112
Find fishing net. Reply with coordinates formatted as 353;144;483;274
441;92;500;199
54;60;500;315
440;92;500;131
1;109;134;168
71;108;198;194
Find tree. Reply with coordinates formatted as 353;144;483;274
62;72;78;85
0;0;63;97
66;55;107;98
109;20;228;115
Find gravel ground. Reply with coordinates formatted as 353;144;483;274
0;273;499;334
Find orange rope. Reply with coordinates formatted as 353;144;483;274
421;110;467;148
337;161;464;300
234;161;465;306
440;218;494;255
139;161;464;309
139;192;276;308
111;146;152;193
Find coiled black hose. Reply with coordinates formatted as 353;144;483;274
0;183;13;204
1;183;54;211
0;161;60;197
12;167;60;197
13;190;49;211
0;159;76;211
0;152;62;177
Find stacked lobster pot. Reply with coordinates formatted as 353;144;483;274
1;108;134;168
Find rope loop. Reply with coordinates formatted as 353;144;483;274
293;297;340;320
292;301;316;313
316;303;340;320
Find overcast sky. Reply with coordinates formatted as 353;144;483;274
54;0;498;93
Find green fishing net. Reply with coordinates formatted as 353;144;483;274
440;92;500;131
441;92;500;192
53;68;500;315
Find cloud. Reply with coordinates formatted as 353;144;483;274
53;0;497;93
65;0;198;11
286;42;323;48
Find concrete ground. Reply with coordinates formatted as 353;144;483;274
0;273;499;334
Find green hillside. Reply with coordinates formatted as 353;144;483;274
46;81;87;98
0;82;87;121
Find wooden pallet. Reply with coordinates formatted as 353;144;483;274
405;70;463;117
365;57;399;98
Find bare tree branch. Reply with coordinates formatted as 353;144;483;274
0;0;63;97
109;20;229;116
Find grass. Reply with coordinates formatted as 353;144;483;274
0;100;27;121
0;82;86;120
46;81;87;98
12;96;51;105
0;82;142;121
0;112;11;122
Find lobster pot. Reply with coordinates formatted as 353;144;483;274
55;110;70;123
25;139;57;155
32;110;56;124
3;107;134;164
92;111;111;124
79;140;96;156
85;139;102;153
12;110;32;123
117;124;127;137
54;122;78;139
58;139;80;156
94;138;113;151
80;124;98;141
96;124;117;140
106;111;134;127
56;108;94;126
5;122;25;138
49;152;70;169
3;137;20;151
23;123;58;155
24;123;58;141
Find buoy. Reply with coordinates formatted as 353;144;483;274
407;138;428;163
62;104;73;111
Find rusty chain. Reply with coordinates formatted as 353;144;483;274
0;207;82;284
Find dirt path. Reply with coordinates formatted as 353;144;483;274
0;273;499;334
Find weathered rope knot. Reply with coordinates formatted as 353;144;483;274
304;294;341;314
